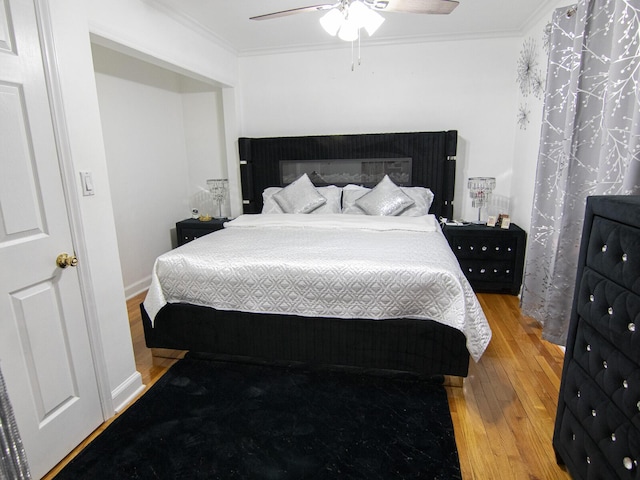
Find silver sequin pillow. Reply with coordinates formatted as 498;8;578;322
273;173;327;214
263;185;342;214
355;175;414;216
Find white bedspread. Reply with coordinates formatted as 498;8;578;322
144;214;491;361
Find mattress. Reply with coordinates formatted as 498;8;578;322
144;214;491;361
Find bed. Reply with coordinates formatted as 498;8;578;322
141;131;491;377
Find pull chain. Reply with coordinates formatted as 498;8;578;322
350;29;362;71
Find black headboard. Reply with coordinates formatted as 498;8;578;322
238;131;457;219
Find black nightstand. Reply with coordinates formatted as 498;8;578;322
176;218;227;246
442;223;527;295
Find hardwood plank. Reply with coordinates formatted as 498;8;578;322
44;291;571;479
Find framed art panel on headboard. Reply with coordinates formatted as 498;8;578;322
238;130;458;220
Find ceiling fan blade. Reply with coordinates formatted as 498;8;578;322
250;4;335;21
368;0;459;14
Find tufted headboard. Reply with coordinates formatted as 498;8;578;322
238;131;458;220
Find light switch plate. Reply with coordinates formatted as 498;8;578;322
80;171;95;196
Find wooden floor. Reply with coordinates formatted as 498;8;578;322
45;291;570;479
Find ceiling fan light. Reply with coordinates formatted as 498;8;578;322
363;9;384;36
338;19;359;42
319;8;344;36
347;1;370;29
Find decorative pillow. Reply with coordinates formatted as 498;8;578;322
263;185;342;214
398;187;435;216
272;174;327;214
341;184;370;215
355;175;415;216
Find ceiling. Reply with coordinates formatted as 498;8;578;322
150;0;559;56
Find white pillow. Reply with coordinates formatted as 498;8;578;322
355;175;415;216
341;184;370;215
398;187;435;216
262;185;342;214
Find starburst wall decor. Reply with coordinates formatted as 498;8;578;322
517;104;531;130
517;37;538;97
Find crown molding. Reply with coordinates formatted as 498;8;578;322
144;0;238;55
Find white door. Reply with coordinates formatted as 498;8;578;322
0;1;103;478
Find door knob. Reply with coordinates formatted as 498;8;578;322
56;253;78;268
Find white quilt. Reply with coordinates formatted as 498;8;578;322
144;214;491;361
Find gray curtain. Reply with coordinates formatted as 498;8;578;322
0;365;31;480
520;0;640;345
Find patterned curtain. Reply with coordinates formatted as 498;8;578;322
520;0;640;345
0;365;30;479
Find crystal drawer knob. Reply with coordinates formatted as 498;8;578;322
623;457;634;470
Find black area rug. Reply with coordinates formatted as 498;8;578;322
55;356;461;479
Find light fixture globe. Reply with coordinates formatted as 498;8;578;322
338;17;359;41
319;0;385;41
320;8;343;36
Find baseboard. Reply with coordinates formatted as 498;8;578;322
125;275;151;300
111;370;145;414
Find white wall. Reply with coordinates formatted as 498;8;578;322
509;0;569;233
92;45;230;298
47;0;142;412
38;0;240;419
238;37;520;222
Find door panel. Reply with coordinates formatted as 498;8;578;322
0;1;103;478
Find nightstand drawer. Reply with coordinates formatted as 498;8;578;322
448;236;517;260
175;218;227;247
457;260;515;283
179;228;214;244
443;223;527;295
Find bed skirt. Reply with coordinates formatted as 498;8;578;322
142;303;470;377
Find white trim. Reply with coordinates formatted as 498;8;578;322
124;275;152;300
33;0;114;420
111;372;145;414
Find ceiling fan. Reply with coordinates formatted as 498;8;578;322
250;0;459;67
250;0;460;22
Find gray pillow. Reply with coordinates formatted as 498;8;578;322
273;173;327;213
355;175;414;216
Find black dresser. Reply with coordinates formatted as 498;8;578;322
176;218;227;246
442;223;526;295
553;195;640;479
